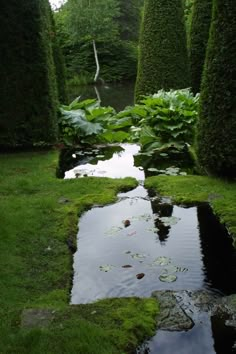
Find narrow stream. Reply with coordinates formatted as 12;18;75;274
61;144;236;354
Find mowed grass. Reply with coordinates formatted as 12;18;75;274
145;175;236;246
0;150;159;354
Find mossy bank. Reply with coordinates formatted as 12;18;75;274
0;150;158;353
145;175;236;247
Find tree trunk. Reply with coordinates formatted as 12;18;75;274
93;39;100;82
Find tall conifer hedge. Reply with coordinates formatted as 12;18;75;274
135;0;189;100
0;0;58;147
189;0;212;94
196;0;236;177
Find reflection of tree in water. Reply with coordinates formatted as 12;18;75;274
56;145;123;178
211;313;236;354
197;204;236;294
149;192;174;244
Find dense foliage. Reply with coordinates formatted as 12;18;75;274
135;0;190;100
51;12;68;103
0;0;58;147
189;0;212;94
59;89;199;159
54;0;142;83
196;0;236;177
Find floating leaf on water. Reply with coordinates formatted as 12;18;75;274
159;216;181;226
105;226;123;237
131;253;147;260
159;274;177;282
99;265;114;272
152;256;171;266
132;214;152;222
147;168;160;172
146;227;159;233
162;265;178;274
136;273;145;280
176;266;188;272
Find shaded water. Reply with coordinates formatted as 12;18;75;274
61;144;236;353
68;81;135;112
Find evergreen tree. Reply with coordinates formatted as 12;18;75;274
0;0;58;147
196;0;236;177
51;11;68;103
189;0;212;94
135;0;189;100
117;0;142;41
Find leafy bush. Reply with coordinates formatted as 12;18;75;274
59;89;199;157
59;97;130;145
119;88;199;154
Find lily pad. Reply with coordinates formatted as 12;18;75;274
152;256;171;266
105;226;123;237
159;274;177;282
99;265;114;272
147;168;160;172
131;253;147;260
159;216;181;226
132;214;152;222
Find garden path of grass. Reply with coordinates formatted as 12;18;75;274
0;150;158;354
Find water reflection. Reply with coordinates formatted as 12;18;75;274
67;82;135;112
197;204;236;294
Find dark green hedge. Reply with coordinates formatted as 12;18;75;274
135;0;190;100
0;0;58;147
51;12;68;104
196;0;236;177
189;0;212;94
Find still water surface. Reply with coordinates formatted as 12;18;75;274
63;144;236;353
68;82;135;111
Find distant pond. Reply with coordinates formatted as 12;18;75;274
67;81;135;112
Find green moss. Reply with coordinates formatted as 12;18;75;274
135;0;189;100
196;0;236;177
145;175;236;245
0;150;158;353
189;0;212;94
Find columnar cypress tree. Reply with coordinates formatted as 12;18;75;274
196;0;236;177
0;0;58;147
189;0;212;94
51;12;68;104
135;0;189;100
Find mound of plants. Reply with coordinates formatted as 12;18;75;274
59;88;199;159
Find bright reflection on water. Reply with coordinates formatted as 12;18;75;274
65;144;236;354
65;144;144;180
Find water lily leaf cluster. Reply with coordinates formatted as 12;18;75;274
59;89;199;155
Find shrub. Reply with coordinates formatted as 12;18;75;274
196;0;236;177
135;0;190;100
189;0;212;94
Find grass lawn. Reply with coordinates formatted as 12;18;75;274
145;175;236;247
0;150;158;354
